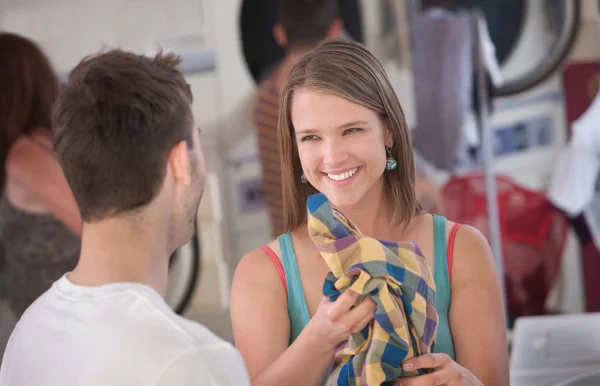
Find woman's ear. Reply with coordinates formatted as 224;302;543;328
385;125;394;148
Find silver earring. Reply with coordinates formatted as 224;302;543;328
386;147;397;170
301;173;308;184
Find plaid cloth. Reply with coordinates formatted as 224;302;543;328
306;193;438;385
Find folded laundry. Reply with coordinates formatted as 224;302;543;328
307;193;439;385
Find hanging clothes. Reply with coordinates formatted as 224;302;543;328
548;89;600;312
410;8;502;173
547;91;600;217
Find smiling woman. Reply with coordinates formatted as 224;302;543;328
291;91;393;211
230;39;509;386
277;43;419;235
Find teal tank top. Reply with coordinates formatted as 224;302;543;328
278;214;456;359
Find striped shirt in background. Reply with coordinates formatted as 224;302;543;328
253;77;285;237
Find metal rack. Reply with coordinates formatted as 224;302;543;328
471;0;581;306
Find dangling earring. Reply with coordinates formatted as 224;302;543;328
386;147;397;170
301;173;308;184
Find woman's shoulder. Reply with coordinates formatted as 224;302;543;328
431;213;490;261
233;233;288;283
25;128;53;150
429;212;472;239
447;221;496;287
230;237;288;304
410;213;488;262
239;227;312;265
7;129;53;165
443;216;488;252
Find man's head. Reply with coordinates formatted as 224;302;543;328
52;50;205;250
421;0;456;10
274;0;343;52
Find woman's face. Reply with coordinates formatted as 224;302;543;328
292;88;392;209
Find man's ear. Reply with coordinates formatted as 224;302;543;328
273;24;288;48
168;140;191;186
327;18;344;39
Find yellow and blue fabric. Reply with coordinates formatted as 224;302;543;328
306;193;439;385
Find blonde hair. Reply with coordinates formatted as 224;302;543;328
278;38;420;232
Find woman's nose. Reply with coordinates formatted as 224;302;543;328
323;139;349;167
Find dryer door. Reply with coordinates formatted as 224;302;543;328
166;232;201;315
240;0;364;84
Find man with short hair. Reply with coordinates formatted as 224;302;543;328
0;50;250;386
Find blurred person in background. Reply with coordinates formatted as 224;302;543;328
253;0;344;237
0;32;81;321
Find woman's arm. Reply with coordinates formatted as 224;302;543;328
400;225;509;386
449;225;509;385
230;247;333;386
6;135;82;236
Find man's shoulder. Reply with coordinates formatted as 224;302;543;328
152;318;250;385
168;313;231;347
257;72;277;92
254;75;280;107
1;283;250;386
109;288;231;351
22;280;226;350
155;343;250;386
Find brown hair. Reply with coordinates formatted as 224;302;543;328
277;0;339;49
279;38;420;232
52;49;194;222
0;32;59;188
421;0;456;9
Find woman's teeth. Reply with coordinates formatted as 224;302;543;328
327;167;358;181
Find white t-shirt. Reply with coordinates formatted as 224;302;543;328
0;275;250;386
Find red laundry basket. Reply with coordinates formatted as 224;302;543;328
440;172;569;321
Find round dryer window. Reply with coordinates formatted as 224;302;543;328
240;0;363;84
453;0;525;65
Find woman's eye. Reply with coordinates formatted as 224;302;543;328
343;128;363;135
301;135;319;142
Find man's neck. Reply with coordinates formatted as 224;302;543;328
67;214;171;297
273;48;314;92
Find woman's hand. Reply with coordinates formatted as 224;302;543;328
305;290;377;352
398;353;483;386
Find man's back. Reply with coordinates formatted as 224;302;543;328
253;75;285;237
0;275;249;386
